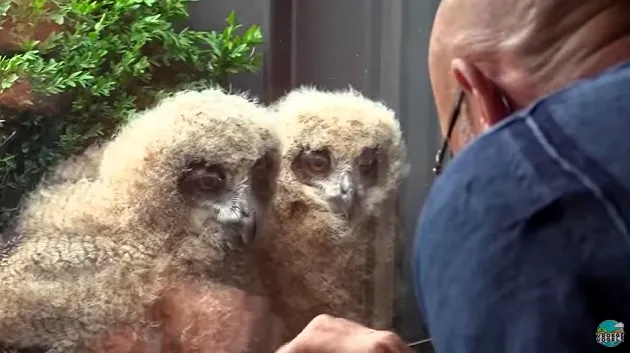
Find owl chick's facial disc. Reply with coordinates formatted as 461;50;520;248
290;145;383;219
179;151;276;247
100;88;281;249
273;87;406;221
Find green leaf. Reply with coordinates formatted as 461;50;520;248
226;10;236;26
50;13;65;25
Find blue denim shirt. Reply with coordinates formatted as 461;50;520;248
413;62;630;353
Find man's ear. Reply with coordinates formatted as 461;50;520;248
451;58;510;131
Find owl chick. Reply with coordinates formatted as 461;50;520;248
261;86;408;340
0;88;283;353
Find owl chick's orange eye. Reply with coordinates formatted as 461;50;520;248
302;150;331;175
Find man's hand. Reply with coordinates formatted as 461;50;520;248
276;314;413;353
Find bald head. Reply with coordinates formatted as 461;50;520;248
429;0;630;153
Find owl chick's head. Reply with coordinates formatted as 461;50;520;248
272;86;408;220
100;88;280;249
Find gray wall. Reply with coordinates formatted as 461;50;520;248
187;0;441;349
398;0;441;346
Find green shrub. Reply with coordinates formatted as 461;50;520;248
0;0;264;231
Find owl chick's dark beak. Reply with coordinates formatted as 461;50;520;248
217;201;257;247
239;209;257;245
338;171;356;219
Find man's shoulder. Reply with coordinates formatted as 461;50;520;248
426;60;630;223
420;112;569;237
417;61;630;267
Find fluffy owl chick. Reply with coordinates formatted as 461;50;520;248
0;88;282;353
262;86;408;340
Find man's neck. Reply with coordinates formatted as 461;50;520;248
543;3;630;93
498;3;630;109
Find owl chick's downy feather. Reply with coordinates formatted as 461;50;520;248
44;142;105;186
0;143;105;244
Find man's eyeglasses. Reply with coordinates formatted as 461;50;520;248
432;89;464;175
